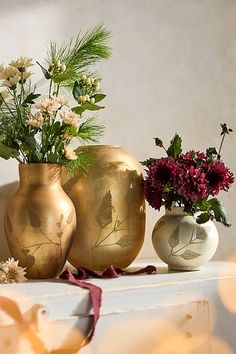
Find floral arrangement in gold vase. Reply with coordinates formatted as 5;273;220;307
0;25;111;279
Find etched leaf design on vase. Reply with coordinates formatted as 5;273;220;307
57;231;63;239
180;249;201;260
196;227;207;241
116;235;135;248
57;214;64;228
21;248;30;255
28;209;41;228
5;213;13;233
96;190;113;229
25;255;35;269
66;211;74;224
154;219;166;233
168;226;179;248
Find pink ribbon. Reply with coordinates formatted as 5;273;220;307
60;265;156;346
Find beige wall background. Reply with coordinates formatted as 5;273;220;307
0;0;235;262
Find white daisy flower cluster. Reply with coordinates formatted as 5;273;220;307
0;258;27;283
0;57;33;89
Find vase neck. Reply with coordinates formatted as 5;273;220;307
19;164;62;187
165;207;189;216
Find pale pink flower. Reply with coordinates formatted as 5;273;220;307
64;146;77;160
10;57;33;70
53;96;69;107
26;112;44;128
60;111;79;126
37;98;58;115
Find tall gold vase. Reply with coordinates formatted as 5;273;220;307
63;145;145;271
4;164;76;279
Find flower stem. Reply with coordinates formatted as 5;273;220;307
218;133;225;157
49;78;53;98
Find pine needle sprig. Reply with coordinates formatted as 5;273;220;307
67;150;95;175
77;116;104;143
46;24;112;86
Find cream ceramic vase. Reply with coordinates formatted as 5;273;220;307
4;164;76;279
152;207;219;271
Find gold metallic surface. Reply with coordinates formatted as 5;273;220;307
63;145;145;271
4;164;76;279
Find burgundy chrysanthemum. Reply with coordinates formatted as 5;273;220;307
177;166;207;202
146;157;178;188
178;151;207;167
196;151;207;159
205;160;234;196
144;179;163;210
178;151;195;167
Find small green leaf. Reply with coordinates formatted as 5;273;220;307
31;151;43;162
72;103;104;115
72;81;83;100
82;103;105;111
167;134;182;159
194;199;208;211
53;70;76;84
22;93;41;106
36;61;52;79
154;137;164;148
51;121;61;135
196;212;210;224
140;158;156;166
71;106;84;115
92;94;106;103
23;136;37;151
0;142;18;160
206;147;217;157
67;125;79;137
207;198;231;227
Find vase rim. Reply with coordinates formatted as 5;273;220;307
165;207;189;216
78;144;121;149
19;163;62;166
19;163;62;185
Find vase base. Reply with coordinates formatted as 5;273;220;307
168;265;200;272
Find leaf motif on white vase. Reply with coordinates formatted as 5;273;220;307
155;219;166;232
196;227;207;241
180;249;201;260
168;226;179;248
96;190;113;229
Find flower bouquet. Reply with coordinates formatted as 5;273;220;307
142;123;234;226
0;25;112;279
142;124;234;270
0;24;111;172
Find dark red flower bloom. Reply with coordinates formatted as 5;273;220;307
205;160;234;196
144;180;163;210
146;157;178;188
196;151;207;159
178;151;207;167
177;166;207;202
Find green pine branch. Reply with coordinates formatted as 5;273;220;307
46;24;112;87
66;150;95;175
77;116;104;143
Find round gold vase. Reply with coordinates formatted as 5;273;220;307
63;145;145;271
4;164;76;279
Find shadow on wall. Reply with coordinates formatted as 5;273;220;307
0;182;19;260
